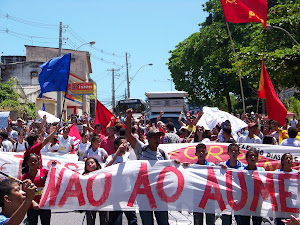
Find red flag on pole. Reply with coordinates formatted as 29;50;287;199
220;0;268;28
68;124;81;154
95;100;117;133
258;57;287;125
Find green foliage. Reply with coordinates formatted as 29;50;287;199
283;97;300;118
168;0;300;114
0;78;36;118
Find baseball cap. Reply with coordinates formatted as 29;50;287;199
147;128;164;138
248;123;258;128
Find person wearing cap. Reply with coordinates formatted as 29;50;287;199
238;123;262;144
82;124;89;135
16;118;24;132
6;122;18;144
125;108;170;225
217;120;239;143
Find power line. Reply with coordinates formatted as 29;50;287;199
0;28;58;40
0;13;58;30
0;31;57;44
66;26;125;58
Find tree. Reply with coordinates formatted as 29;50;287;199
0;78;36;118
168;0;300;114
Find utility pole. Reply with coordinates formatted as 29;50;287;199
126;52;130;99
57;22;63;118
107;68;120;110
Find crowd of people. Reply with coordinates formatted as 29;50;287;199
0;109;299;225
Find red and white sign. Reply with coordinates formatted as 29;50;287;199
70;82;94;95
38;161;299;218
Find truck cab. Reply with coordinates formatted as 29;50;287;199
145;91;188;129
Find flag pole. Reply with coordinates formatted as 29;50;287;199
256;98;259;114
61;81;69;122
225;22;246;114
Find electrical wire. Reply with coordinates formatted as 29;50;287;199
67;26;125;58
0;13;58;30
0;29;58;44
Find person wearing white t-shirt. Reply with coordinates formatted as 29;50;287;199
83;136;108;163
13;131;28;152
238;123;262;144
290;116;298;128
105;136;130;166
76;133;90;161
57;126;74;153
105;136;138;225
48;137;59;152
280;127;300;147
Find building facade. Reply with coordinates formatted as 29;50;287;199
0;45;95;118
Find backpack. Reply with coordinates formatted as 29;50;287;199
15;141;28;152
141;145;167;160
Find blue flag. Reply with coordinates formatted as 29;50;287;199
42;102;46;111
38;53;71;98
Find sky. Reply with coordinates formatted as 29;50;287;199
0;0;208;108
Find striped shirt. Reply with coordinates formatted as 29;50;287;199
134;139;169;161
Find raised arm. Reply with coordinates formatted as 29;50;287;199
125;108;137;149
156;111;164;123
42;123;60;148
193;111;203;126
106;142;128;167
178;112;184;127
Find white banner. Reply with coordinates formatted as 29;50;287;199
0;152;84;181
39;161;300;218
159;142;300;171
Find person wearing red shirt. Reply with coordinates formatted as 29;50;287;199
22;153;50;225
100;127;116;155
22;124;60;174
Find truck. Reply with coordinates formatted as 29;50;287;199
145;91;188;129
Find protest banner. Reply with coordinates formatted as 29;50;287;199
38;161;299;218
1;143;300;217
0;152;84;181
160;142;300;171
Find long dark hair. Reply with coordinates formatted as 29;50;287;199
194;126;204;142
83;157;101;175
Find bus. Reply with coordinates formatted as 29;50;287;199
115;98;147;119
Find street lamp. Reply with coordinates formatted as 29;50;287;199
127;63;153;98
75;41;96;51
266;25;299;46
167;78;173;91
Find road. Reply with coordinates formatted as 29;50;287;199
34;210;274;225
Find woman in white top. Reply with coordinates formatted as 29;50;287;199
83;136;108;163
13;131;28;152
76;133;90;161
57;126;74;153
48;137;59;152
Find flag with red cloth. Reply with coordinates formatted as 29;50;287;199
68;124;81;153
258;57;287;125
220;0;268;28
95;100;117;133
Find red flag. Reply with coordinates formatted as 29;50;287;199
220;0;268;28
95;100;117;133
258;57;287;125
68;124;81;154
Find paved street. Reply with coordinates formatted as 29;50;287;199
34;210;275;225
